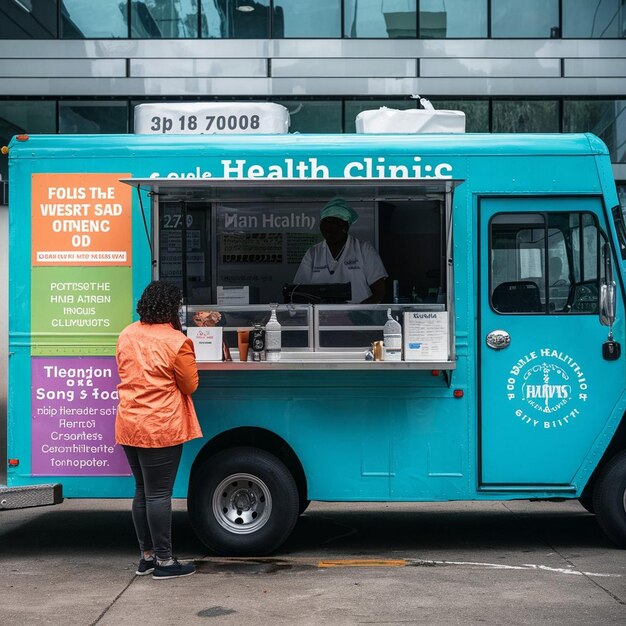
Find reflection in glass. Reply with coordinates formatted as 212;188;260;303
344;99;416;133
201;0;270;38
131;0;198;38
492;101;559;133
0;100;56;180
1;0;58;38
563;0;625;38
317;305;442;349
59;102;128;133
491;214;546;314
158;202;212;304
564;100;626;163
275;100;342;133
618;185;626;226
492;0;559;38
429;99;489;132
420;0;486;38
274;0;340;37
345;0;416;38
61;0;129;38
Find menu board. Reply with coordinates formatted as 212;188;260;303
30;173;133;476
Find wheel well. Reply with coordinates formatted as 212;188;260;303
581;412;626;498
189;427;307;502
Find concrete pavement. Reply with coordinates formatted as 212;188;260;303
1;499;625;625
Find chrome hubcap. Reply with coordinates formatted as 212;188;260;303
213;473;272;534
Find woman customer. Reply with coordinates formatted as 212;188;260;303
115;280;202;580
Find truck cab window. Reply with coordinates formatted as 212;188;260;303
490;211;600;315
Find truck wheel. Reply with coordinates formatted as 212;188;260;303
188;447;299;556
592;450;626;548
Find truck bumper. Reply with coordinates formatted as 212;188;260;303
0;483;63;510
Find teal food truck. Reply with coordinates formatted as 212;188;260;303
3;124;626;555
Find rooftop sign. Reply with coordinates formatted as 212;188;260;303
134;102;290;135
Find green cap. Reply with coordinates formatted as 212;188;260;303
320;198;359;225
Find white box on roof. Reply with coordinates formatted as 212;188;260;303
356;97;465;134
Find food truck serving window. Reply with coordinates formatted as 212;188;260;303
121;178;458;365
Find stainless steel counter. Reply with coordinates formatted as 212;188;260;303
198;351;455;370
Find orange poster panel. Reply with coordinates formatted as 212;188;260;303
32;173;132;267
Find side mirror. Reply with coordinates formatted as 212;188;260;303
600;242;616;328
599;282;616;327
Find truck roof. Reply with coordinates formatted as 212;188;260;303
8;132;608;159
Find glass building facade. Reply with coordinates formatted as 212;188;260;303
3;1;625;39
1;0;625;202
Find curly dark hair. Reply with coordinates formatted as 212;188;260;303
136;281;182;325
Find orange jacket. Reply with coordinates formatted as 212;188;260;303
115;321;202;448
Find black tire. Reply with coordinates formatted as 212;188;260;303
299;498;311;515
592;450;626;548
188;446;299;556
578;496;595;514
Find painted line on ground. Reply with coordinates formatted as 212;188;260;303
318;559;407;568
406;559;621;578
198;557;621;578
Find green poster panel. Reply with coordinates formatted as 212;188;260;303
31;266;132;356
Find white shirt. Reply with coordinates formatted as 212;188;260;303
293;235;388;303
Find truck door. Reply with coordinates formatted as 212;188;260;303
479;197;625;486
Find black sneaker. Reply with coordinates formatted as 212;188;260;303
152;558;196;580
135;558;155;576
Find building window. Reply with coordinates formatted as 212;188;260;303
61;0;129;38
0;100;56;181
344;0;417;38
59;102;129;133
131;0;198;38
563;0;626;38
563;100;626;163
1;0;58;38
275;100;343;133
202;0;270;38
419;0;486;38
275;1;340;38
491;0;559;38
492;100;560;133
429;99;489;131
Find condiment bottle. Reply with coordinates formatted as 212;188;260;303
265;303;282;362
251;323;265;361
383;308;402;361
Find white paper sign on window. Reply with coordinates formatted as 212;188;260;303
403;311;449;361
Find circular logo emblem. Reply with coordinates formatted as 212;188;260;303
506;348;588;430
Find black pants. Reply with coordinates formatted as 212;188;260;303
122;444;183;561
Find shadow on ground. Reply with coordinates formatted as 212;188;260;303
0;501;611;559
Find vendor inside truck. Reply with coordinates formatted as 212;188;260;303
292;198;388;304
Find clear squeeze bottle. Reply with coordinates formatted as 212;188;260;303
265;303;282;362
383;308;402;361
